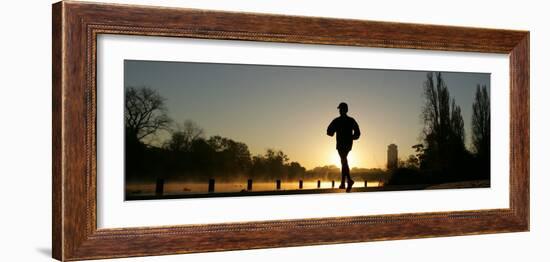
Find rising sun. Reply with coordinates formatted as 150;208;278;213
330;151;358;168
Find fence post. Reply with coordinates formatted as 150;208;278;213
332;180;335;188
247;179;253;191
155;178;164;196
299;180;303;189
208;179;215;193
276;179;281;190
317;180;321;188
364;181;368;188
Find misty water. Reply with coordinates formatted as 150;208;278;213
126;180;384;197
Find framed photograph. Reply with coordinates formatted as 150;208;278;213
52;1;529;261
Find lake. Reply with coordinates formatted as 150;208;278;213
126;180;384;197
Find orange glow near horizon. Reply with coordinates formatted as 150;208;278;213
329;150;359;169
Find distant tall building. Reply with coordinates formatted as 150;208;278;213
387;144;398;170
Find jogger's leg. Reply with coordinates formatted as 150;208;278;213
338;149;350;185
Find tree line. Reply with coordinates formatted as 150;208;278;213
125;86;314;183
389;72;490;185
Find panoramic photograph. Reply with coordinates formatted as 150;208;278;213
124;60;491;200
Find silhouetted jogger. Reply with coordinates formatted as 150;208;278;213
327;102;361;192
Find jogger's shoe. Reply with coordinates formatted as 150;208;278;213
338;183;346;189
346;180;354;192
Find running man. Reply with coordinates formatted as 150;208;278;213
327;102;361;192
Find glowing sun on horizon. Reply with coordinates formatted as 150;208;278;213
329;151;358;168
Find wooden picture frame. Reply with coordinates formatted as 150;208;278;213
52;1;529;261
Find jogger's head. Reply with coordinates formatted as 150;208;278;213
337;102;348;116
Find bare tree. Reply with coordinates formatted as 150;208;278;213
422;72;452;154
420;72;466;172
164;120;204;152
422;72;452;144
450;98;465;146
125;86;171;142
472;84;490;156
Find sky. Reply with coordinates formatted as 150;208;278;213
124;60;490;170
